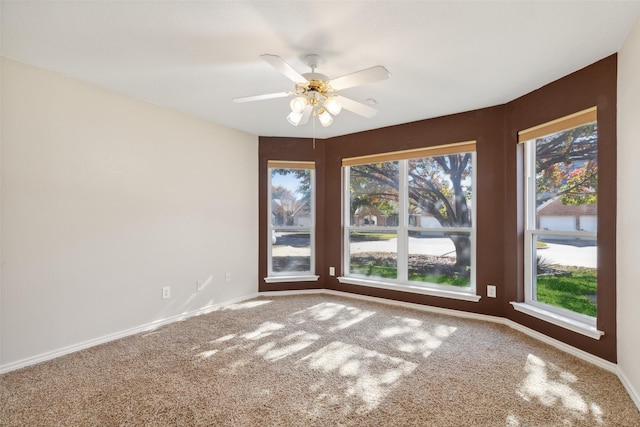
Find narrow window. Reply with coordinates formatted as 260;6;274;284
521;108;599;326
267;161;316;280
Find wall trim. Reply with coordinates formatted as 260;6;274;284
617;366;640;412
0;292;260;374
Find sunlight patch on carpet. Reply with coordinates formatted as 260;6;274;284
255;331;320;361
196;349;219;360
213;334;236;342
377;316;457;357
300;341;417;410
517;353;604;424
242;321;285;340
506;414;521;426
289;302;376;332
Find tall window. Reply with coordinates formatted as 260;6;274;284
521;107;598;326
267;161;315;279
342;142;476;298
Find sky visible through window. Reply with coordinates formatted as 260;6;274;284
272;173;303;196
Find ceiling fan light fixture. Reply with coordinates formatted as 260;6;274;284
324;96;342;116
318;109;333;127
233;53;389;130
290;96;308;113
287;111;304;126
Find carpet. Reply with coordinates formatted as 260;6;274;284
1;293;638;426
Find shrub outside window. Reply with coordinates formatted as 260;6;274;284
521;108;598;325
267;161;315;278
343;142;476;296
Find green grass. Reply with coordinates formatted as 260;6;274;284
408;272;470;287
349;258;470;286
536;266;597;317
350;258;398;279
352;265;398;279
350;263;470;286
351;255;597;317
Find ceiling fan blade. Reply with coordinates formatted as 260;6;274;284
233;92;290;103
260;54;308;85
329;66;391;91
334;95;378;118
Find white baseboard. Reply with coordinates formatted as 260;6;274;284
0;292;259;374
617;366;640;411
259;289;326;297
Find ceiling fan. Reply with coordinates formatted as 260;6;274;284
233;54;391;127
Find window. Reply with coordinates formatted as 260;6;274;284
515;107;602;337
266;161;318;282
340;142;477;301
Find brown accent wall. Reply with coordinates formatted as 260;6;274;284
323;107;507;318
259;54;617;362
505;55;617;362
259;138;326;292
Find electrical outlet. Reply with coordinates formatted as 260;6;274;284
225;272;231;283
487;285;497;298
162;286;171;299
196;281;204;291
329;266;335;276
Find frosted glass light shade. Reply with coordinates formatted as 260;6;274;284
290;97;308;113
318;109;333;127
287;111;303;126
324;97;342;116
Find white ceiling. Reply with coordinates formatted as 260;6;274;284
2;1;640;139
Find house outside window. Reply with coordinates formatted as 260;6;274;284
266;161;318;282
340;142;478;301
515;107;602;338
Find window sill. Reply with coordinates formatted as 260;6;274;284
510;302;604;340
337;276;481;302
264;275;320;284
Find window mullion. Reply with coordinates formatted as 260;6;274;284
524;141;535;303
397;160;408;282
267;170;274;277
310;170;316;274
343;167;351;276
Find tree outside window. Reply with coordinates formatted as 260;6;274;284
344;144;476;291
524;113;598;320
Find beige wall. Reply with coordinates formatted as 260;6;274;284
0;58;258;367
618;17;640;404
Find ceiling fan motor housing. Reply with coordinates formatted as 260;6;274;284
296;74;332;106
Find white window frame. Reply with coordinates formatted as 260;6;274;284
512;108;603;339
339;143;479;302
265;161;319;283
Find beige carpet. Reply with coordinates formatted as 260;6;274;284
1;293;638;426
